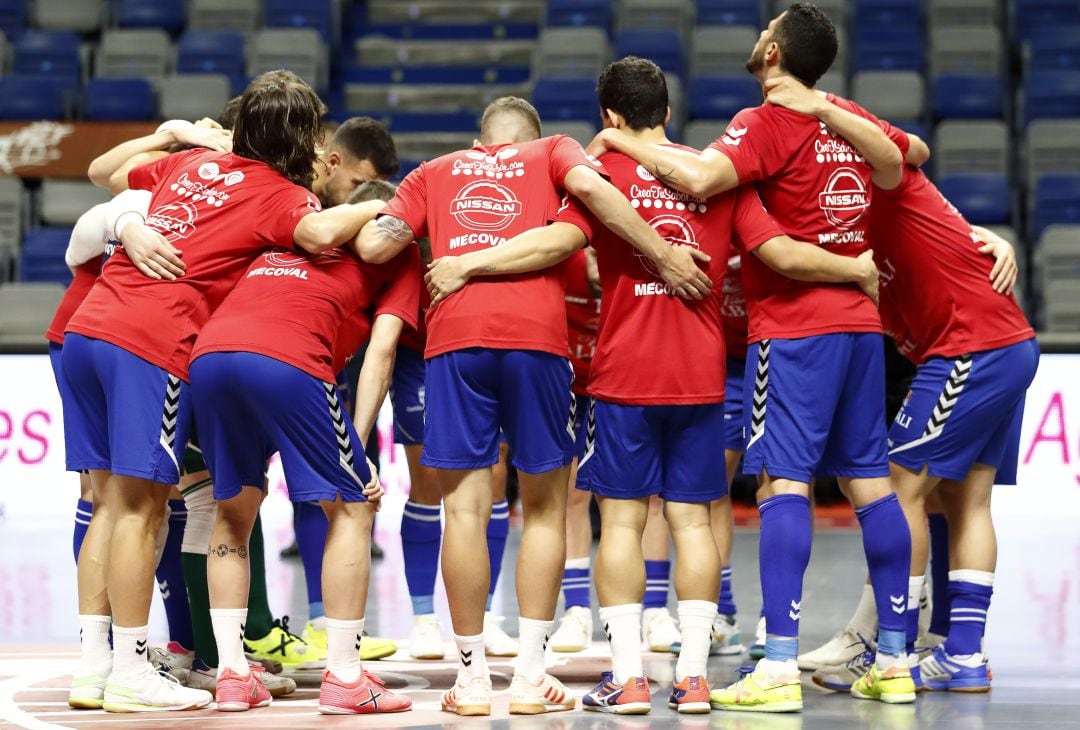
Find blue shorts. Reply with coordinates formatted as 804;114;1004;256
48;341;66;398
189;352;371;503
391;346;425;446
725;356;746;453
61;333;191;484
571;393;591;462
579;399;728;503
422;348;575;474
743;333;890;482
888;338;1039;485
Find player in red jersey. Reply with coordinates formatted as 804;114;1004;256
60;71;390;713
588;5;918;710
359;96;712;716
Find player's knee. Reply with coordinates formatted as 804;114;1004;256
182;485;216;554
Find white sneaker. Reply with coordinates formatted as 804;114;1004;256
550;606;593;653
641;607;680;653
409;615;445;660
509;673;575;714
69;671;108;709
710;614;745;655
798;627;873;671
484;614;518;657
749;616;767;659
103;663;213;713
441;675;493;716
186;661;296;698
148;643;193;683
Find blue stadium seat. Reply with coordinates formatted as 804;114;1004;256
266;0;334;44
0;75;66;119
852;26;924;72
177;31;246;79
84;78;155;121
342;66;532;85
12;31;81;86
358;23;539;40
1033;174;1080;238
116;0;185;32
533;77;598;122
936;174;1011;225
547;0;612;28
892;119;929;142
0;0;26;39
1014;0;1080;42
853;0;922;27
615;30;684;77
688;75;760;120
366;112;479;133
1028;25;1080;69
933;75;1004;119
1024;70;1080;124
20;227;73;285
697;0;761;27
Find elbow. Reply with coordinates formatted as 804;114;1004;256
906;135;931;167
88;160;112;189
296;221;338;254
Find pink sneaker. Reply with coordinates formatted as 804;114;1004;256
318;670;412;714
215;667;271;712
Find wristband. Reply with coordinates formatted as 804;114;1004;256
114;210;146;241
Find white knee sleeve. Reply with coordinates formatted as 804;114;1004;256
181;479;217;555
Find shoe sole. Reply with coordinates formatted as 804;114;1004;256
583;702;652;714
551;645;586;653
217;699;271;712
509;700;575;714
102;700;210;713
360;648;397;661
924;681;991;693
486;650;518;657
409;652;446;660
442;702;491;716
668;701;711;714
811;675;852;692
851;689;917;704
711;701;803;713
319;704;411;714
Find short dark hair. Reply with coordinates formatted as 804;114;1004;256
329;117;400;178
217;96;242;129
480;97;542;144
346;179;398;204
597;56;668;131
774;3;838;86
233;70;326;189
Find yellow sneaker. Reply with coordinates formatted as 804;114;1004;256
710;665;802;713
302;622;398;661
851;663;916;704
244;617;326;670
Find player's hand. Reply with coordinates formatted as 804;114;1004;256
425;257;470;305
764;76;827;117
193;117;223;130
122;223;185;281
174;123;232;153
977;235;1018;295
585;128;618;159
584;246;601;297
363;458;383;511
658;245;712;300
855;250;879;305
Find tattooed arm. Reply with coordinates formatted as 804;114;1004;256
357;215;416;264
586;130;741;199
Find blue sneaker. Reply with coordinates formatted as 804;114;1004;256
918;646;990;692
910;661;925;691
582;672;652;714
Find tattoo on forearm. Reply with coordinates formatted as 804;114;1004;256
653;164;680;187
477;264;496;273
211;543;248;559
375;215;414;243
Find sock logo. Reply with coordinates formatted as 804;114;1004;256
788;599;801;622
604;622;612;642
135;639;147;656
890;595;906;615
543;633;549;652
460;649;473;667
355;633;362;652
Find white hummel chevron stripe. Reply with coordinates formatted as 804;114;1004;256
747;341;770;449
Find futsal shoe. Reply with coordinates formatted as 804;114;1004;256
918;646;991;692
318;669;412;714
641;607;681;652
244;617;325;670
409;615;446;659
811;636;875;691
68;672;107;709
550;606;593;652
509;673;575;714
797;627;872;671
711;614;746;655
186;660;296;698
303;621;397;661
215;667;272;712
149;643;193;683
102;663;213;712
483;614;518;657
710;662;802;713
749;616;767;659
850;663;917;704
582;672;652;714
668;676;711;714
441;676;493;716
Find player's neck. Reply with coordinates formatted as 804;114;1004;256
618;126;668;145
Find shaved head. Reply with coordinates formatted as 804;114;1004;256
479;96;542;145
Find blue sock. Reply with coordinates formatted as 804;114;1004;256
928;514;951;636
401;501;442;616
74;499;92;564
156;500;194;650
944;570;993;657
759;494;811;661
643;560;671;610
718;565;737;616
294;501;327;614
486;500;510;611
561;557;591;609
854;493;912;649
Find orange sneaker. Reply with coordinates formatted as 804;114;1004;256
318;670;412;714
668;675;711;714
582;672;652;714
215;667;271;712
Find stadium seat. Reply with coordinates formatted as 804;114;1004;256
1042;280;1080;332
683;120;728;150
393;132;478;161
936;174;1011;225
930;27;1003;76
817;70;849;98
83;78;155;121
39;181;111;227
1034;226;1080;329
852;71;925;120
1033;174;1080;238
771;0;848;25
354;38;536;68
852;25;924;72
176;31;246;80
265;0;334;44
116;0;186;33
853;0;921;27
249;28;327;92
536;27;611;78
346;81;529;114
0;0;26;40
1024;70;1080;124
18;228;73;285
0;176;24;282
616;0;693;33
367;0;543;25
1014;0;1080;42
13;31;81;86
188;0;260;33
688;75;760;120
1027;25;1080;70
0;75;66;119
547;0;613;29
544;120;598;147
927;0;1000;27
158;74;231;122
96;29;172;80
696;0;761;27
934;120;1009;176
1026;121;1080;186
0;283;66;347
615;29;684;76
32;0;101;32
690;26;759;76
933;74;1004;119
532;77;598;122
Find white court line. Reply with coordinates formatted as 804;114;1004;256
0;666;71;730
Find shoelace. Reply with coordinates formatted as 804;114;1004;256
844;635;877;672
269;616;302;656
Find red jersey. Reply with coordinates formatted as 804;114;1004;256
557;148;784;405
398;286;429;354
381;135;606;359
45;255;104;345
67;149;321;380
710;96;909;342
721;254;749;360
193;246;420;382
872;166;1034;363
563;249;600;395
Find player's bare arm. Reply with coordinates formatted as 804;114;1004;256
425;221;587;304
763;76;904;190
971;225;1018;295
587;128;740;199
563;164;713;299
357;214;416;264
293;199;385;255
88;120;232;190
753;237;879;304
906;134;931;167
353;313;404;445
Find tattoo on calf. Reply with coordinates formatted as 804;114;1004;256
211;543;248;559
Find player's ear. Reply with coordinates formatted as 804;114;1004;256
765;41;781;67
664;107;671;126
325;150;342;170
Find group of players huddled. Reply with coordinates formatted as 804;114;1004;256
48;2;1036;717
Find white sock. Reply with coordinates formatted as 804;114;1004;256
908;576;925;617
675;600;716;681
110;624;150;678
598;604;643;685
565;557;589;570
454;633;488;683
77;615;113;678
210;608;250;676
758;656;798;679
846;582;878;638
514;617;553;684
309;615;327;632
325;617;364;683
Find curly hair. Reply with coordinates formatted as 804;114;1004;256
232;70;327;189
